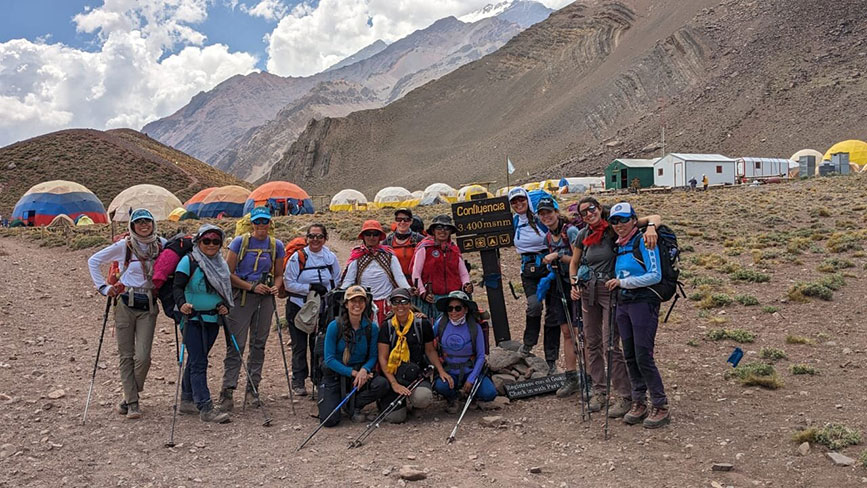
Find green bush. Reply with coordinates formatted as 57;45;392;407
798;283;834;301
691;275;723;287
859;450;867;468
789;364;818;375
818;274;845;290
785;335;814;345
729;361;782;389
817;257;854;273
814;423;862;450
70;235;110;250
760;347;787;361
762;306;779;314
707;328;755;343
730;269;771;283
735;294;759;306
699;293;733;309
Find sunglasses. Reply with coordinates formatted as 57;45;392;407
579;205;598;217
608;215;633;225
307;233;326;240
252;219;270;225
432;225;451;232
132;219;153;224
390;298;410;305
395;217;412;223
446;305;464;312
362;231;381;238
200;238;222;246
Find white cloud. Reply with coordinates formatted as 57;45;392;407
265;0;571;77
242;0;290;21
0;0;257;146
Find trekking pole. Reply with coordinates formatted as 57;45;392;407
604;297;617;440
296;385;358;451
220;315;272;427
349;366;433;448
166;316;187;448
82;296;112;425
271;294;296;415
552;263;590;421
447;365;488;444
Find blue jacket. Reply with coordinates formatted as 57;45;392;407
615;232;662;303
323;317;379;378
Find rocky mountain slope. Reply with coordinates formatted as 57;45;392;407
323;40;389;73
0;129;251;215
265;0;867;195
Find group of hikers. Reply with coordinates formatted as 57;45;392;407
86;191;672;440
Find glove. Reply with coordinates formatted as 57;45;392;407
309;283;328;296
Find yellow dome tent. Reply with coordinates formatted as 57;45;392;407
373;187;418;209
108;184;183;221
421;183;457;204
539;179;559;192
457;185;492;202
329;189;369;212
521;182;541;191
823;139;867;169
168;207;187;222
75;215;95;226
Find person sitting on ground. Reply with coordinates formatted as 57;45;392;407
604;202;670;429
87;208;167;420
282;223;341;397
172;224;232;423
384;208;425;284
320;285;389;427
565;197;660;417
218;206;285;411
411;214;472;320
340;220;410;325
377;288;450;423
432;291;496;413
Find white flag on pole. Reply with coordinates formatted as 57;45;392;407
507;158;516;175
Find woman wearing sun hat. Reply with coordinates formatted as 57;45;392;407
411;214;472;320
340;220;410;324
88;208;167;419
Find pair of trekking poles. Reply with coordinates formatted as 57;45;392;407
552;262;617;440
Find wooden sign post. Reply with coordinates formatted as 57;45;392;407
451;194;514;344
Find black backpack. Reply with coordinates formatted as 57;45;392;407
311;288;374;389
630;225;685;322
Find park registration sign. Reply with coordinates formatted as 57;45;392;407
451;196;514;252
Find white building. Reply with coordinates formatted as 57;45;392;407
736;157;793;179
653;153;737;187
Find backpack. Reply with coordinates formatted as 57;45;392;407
310;288;375;389
154;234;196;320
630;225;685;322
282;236;309;272
237;233;277;280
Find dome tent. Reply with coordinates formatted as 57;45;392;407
184;187;216;216
47;214;75;229
75;215;95;226
496;186;519;197
457;185;492;202
823;139;867;168
411;190;424;201
422;183;457;203
329;189;368;212
168;207;188;222
373;187;418;208
12;180;108;227
108;184;183;222
521;182;541;191
558;177;605;193
539;179;559;192
244;181;313;215
789;149;824;175
199;185;250;218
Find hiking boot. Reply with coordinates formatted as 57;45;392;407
126;402;142;420
588;392;606;413
445;398;459;414
217;388;234;412
623;402;648;425
556;372;580;398
115;401;128;416
200;404;230;424
643;405;671;429
519;344;533;357
179;399;198;415
547;361;558;376
607;397;632;418
351;410;366;423
292;386;308;397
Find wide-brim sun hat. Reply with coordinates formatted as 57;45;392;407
357;220;386;241
435;290;478;314
426;214;458;235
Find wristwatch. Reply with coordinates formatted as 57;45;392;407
646;222;656;227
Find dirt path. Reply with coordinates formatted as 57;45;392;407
0;215;865;487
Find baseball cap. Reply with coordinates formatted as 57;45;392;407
343;285;368;302
608;202;636;219
250;206;271;222
536;197;557;212
130;208;154;222
394;208;412;218
507;187;529;202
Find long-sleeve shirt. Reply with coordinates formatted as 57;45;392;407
434;317;486;385
410;243;470;296
283;246;341;308
614;233;662;289
88;237;167;294
340;253;410;300
323;318;379;378
513;213;548;254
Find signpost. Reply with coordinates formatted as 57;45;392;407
451;194;514;344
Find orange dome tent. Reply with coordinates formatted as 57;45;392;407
184;187;216;216
244;181;313;215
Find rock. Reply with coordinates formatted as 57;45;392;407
47;389;65;400
524;356;549;374
477;397;510;411
605;140;622;148
479;416;505;428
528;467;542;474
398;465;427;481
194;441;205;448
842;348;852;355
530;371;547;379
6;162;16;170
826;452;855;467
513;363;530;375
711;463;734;472
498;340;522;352
382;468;392;476
491;374;517;394
797;442;810;456
486;348;523;373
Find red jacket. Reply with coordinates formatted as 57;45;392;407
418;238;463;295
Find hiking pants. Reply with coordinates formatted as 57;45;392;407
434;374;497;403
114;299;158;405
580;283;630;400
318;373;389;427
521;274;560;363
616;301;668;408
181;319;221;410
221;290;274;391
285;301;316;389
383;381;433;423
